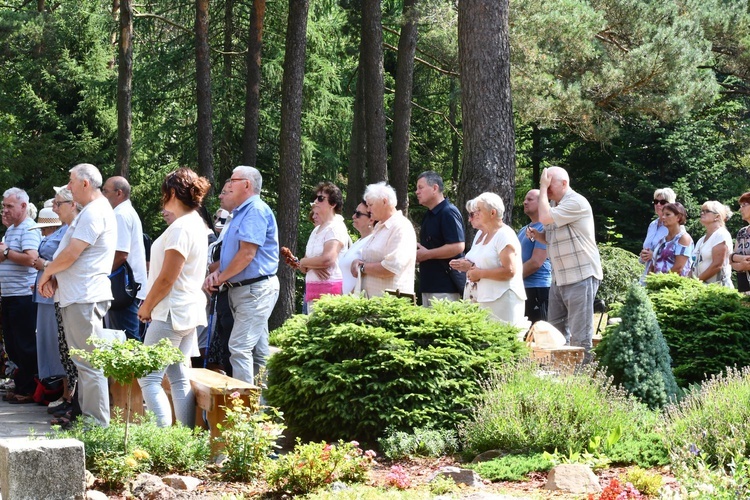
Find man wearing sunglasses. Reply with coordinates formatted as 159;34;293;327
415;171;466;307
203;166;279;387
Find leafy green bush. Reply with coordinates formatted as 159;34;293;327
597;245;642;309
266;294;527;441
662;366;750;470
53;411;210;487
596;283;680;408
646;273;750;386
267;439;376;496
378;427;458;460
468;453;553;481
621;467;663;497
458;361;655;459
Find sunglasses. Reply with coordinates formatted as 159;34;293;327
313;195;327;203
353;210;371;219
653;199;668;206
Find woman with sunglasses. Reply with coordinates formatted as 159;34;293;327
298;182;350;312
691;200;733;287
639;188;676;282
649;202;693;277
339;201;374;294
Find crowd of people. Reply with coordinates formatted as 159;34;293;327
3;161;745;430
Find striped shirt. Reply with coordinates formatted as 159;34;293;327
544;189;603;286
0;218;41;296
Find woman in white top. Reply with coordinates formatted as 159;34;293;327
338;200;374;294
449;193;526;325
692;200;734;288
298;182;350;312
137;168;211;427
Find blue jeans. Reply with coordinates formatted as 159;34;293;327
227;276;280;385
548;277;600;364
105;300;141;341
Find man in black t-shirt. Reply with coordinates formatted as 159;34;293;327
415;171;466;307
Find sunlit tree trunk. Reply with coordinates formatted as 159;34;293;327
115;0;132;178
391;0;419;212
457;0;516;232
243;0;266;167
196;0;215;187
345;63;368;216
361;0;388;183
270;0;310;330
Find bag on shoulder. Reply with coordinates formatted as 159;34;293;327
108;262;141;311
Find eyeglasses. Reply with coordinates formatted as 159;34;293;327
353;210;370;219
653;199;668;206
741;203;750;209
53;201;72;208
225;178;247;184
313;195;327;203
700;209;717;215
468;211;478;218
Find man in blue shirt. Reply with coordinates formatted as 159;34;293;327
516;189;551;323
415;171;466;306
204;166;279;385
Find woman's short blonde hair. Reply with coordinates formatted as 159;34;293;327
653;188;676;203
702;200;733;224
474;192;505;220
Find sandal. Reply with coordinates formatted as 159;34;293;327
2;391;16;402
8;394;35;404
50;416;71;427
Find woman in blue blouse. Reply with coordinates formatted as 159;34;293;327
639;188;676;281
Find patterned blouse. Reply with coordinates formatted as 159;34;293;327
651;231;693;276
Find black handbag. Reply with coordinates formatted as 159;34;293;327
108;262;141;311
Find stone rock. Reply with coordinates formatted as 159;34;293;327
0;437;86;500
162;474;202;491
129;472;177;499
429;466;484;488
85;469;96;488
544;464;602;494
471;449;505;463
330;481;349;492
86;490;110;500
459;494;534;500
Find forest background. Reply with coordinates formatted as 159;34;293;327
1;0;750;325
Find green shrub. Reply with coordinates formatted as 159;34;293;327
621;466;663;497
646;273;750;386
378;427;458;460
53;411;210;487
458;361;654;458
662;366;750;470
266;439;376;496
597;245;642;309
596;283;680;408
266;294;527;441
468;453;553;481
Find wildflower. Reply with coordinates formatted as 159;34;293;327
365;449;377;459
230;391;240;399
386;464;411;490
125;457;138;468
132;449;150;460
349;440;359;447
689;443;701;456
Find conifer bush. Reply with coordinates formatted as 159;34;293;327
265;294;527;442
645;273;750;386
596;283;679;408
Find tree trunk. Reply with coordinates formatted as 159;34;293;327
217;0;234;183
531;123;542;188
345;63;368;216
243;0;266;167
391;0;419;213
457;0;516;234
195;0;215;187
449;77;460;189
270;0;310;330
361;0;388;183
115;0;132;178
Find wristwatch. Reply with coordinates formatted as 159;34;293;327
359;262;366;275
2;248;9;258
43;260;50;269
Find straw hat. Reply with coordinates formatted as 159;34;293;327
29;207;62;230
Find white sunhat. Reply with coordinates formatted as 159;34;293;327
28;207;62;230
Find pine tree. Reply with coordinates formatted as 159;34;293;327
596;283;679;408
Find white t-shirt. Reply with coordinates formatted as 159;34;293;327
54;197;117;308
305;215;350;283
463;224;526;303
693;226;733;287
113;199;148;299
147;210;208;331
338;235;372;294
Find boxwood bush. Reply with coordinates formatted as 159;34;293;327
597;245;642;310
645;273;750;386
266;294;527;442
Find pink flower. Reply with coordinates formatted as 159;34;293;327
349;440;360;447
365;449;377;458
230;391;240;399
